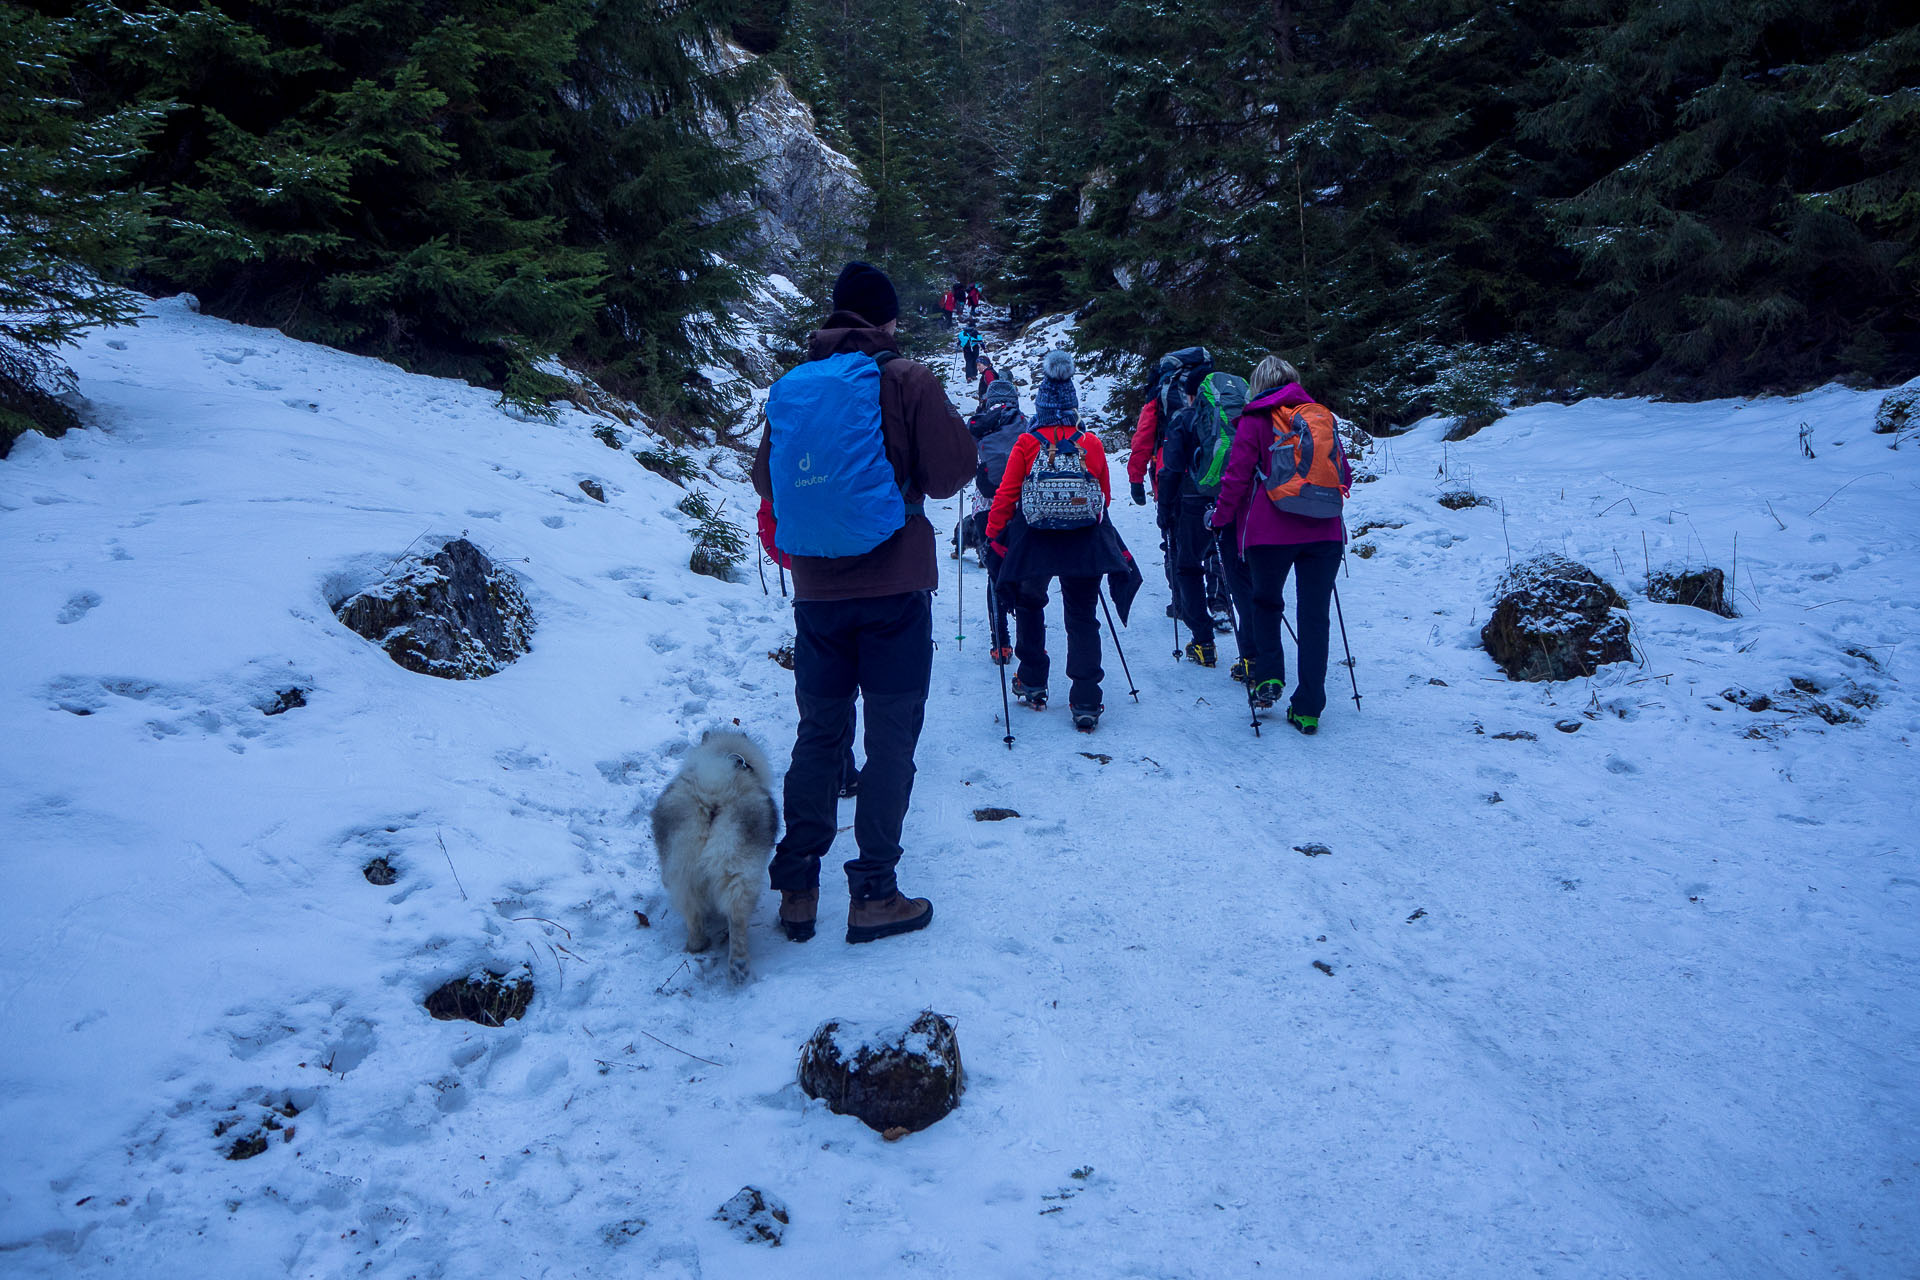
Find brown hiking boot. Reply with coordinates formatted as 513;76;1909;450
779;888;818;942
846;891;933;944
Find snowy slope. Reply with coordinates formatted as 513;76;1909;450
1;301;1916;1278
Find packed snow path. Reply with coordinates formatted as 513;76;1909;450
1;301;1914;1277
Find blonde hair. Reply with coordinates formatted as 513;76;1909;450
1248;355;1300;397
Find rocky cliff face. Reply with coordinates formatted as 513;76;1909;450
712;41;869;289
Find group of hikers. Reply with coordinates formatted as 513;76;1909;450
940;280;983;328
752;261;1349;946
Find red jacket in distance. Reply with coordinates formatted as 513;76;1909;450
941;291;955;314
1127;398;1162;489
967;286;982;306
985;423;1113;542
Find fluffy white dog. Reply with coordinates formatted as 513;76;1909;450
649;728;778;984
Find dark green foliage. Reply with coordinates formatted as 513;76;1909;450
0;7;155;455
24;0;759;426
1527;0;1919;396
985;0;1917;426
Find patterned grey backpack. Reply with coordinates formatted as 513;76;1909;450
1018;428;1104;530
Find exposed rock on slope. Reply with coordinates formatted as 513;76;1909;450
1481;554;1632;682
334;538;533;679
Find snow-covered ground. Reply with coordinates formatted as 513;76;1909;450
2;299;1915;1277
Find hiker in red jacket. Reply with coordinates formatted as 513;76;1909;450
985;350;1142;732
940;288;956;328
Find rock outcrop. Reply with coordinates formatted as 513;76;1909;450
1648;566;1734;617
334;538;533;679
1481;554;1633;682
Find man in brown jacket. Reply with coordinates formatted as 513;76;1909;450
752;261;975;945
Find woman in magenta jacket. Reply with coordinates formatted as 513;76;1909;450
1209;355;1350;733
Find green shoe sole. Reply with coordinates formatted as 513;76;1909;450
1286;710;1319;735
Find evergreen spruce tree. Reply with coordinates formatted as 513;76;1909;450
0;6;155;455
1522;0;1919;394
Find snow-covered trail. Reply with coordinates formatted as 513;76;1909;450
0;302;1913;1278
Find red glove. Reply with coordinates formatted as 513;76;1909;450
989;540;1008;557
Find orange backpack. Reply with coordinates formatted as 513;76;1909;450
1260;401;1349;519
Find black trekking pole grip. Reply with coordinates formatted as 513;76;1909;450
1331;581;1362;712
1097;587;1140;702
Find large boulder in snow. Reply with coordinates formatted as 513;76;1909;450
1481;554;1632;682
335;538;533;678
798;1011;963;1135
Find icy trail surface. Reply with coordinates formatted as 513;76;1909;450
1;301;1915;1278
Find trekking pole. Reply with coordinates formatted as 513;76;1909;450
756;545;769;596
955;508;965;651
1217;570;1260;737
1097;587;1140;702
1331;581;1362;712
990;569;1015;748
777;560;787;599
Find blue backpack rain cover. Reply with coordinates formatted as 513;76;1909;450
765;351;905;558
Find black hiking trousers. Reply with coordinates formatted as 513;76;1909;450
1214;519;1258;665
771;591;933;901
1008;575;1104;711
1159;483;1214;646
1247;541;1342;716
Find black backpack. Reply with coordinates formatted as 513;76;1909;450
1153;347;1213;474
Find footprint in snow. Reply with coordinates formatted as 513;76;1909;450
56;591;102;624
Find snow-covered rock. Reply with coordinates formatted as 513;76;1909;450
1481;553;1632;682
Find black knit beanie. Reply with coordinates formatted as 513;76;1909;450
830;260;899;326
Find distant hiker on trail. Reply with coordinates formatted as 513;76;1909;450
967;282;983;316
967;378;1028;663
986;350;1143;732
941;287;956;328
1209;355;1351;733
976;353;998;400
958;322;984;384
753;260;976;943
1152;347;1219;665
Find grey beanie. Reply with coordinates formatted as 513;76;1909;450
1033;349;1079;427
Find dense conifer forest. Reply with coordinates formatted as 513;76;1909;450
4;0;1915;449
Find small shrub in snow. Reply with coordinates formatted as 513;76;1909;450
1438;489;1492;511
634;444;697;485
362;857;398;885
424;967;534;1027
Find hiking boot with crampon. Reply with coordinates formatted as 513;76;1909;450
846;891;933;944
990;645;1014;666
1229;657;1254;684
1286;709;1320;735
1012;677;1048;709
1184;641;1217;667
1071;705;1103;733
1251;680;1283;709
